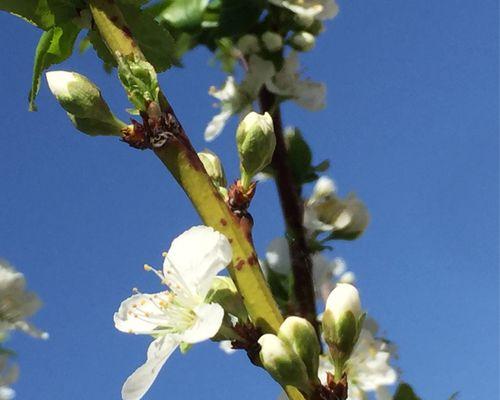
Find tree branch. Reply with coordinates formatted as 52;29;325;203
259;87;319;335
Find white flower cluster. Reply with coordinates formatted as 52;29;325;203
205;0;340;141
0;261;48;399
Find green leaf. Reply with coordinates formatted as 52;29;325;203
0;0;84;30
153;0;208;31
118;1;176;72
218;0;265;36
285;127;322;185
87;29;117;72
29;21;81;110
394;383;422;400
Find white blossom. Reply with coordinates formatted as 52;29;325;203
114;226;232;400
0;261;47;339
266;52;326;111
304;176;369;239
265;238;353;300
269;0;339;21
205;56;275;141
318;322;397;400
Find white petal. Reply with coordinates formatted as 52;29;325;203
265;237;291;275
180;303;224;344
219;340;236;354
122;336;178;400
114;293;170;335
204;109;233;142
164;226;232;299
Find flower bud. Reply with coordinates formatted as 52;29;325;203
236;112;276;189
322;284;364;369
262;31;283;52
278;317;320;383
293;14;315;29
205;277;248;322
46;71;126;136
290;31;316;52
198;149;227;188
258;334;311;394
237;34;260;55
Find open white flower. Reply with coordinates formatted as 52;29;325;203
304;176;369;240
114;226;232;400
318;321;397;400
205;55;275;141
265;238;353;300
266;52;326;111
0;261;47;339
269;0;339;21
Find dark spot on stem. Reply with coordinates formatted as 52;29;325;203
220;218;227;226
235;260;245;271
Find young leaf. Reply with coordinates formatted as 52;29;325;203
118;1;176;72
87;29;118;72
0;0;84;29
394;383;422;400
29;22;81;110
152;0;209;31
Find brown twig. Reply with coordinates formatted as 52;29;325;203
258;87;319;337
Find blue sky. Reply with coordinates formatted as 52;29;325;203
0;1;498;399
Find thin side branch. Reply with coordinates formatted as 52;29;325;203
259;87;319;335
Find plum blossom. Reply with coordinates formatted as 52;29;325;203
0;261;47;339
266;52;326;111
114;226;232;400
205;56;275;141
304;176;369;240
264;237;354;300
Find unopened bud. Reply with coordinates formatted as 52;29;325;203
278;317;320;383
262;31;283;52
237;34;260;55
46;71;126;136
258;334;311;394
322;284;364;370
205;277;248;322
236;112;276;189
290;31;316;52
293;14;315;29
198;149;227;188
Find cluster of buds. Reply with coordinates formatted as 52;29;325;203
46;71;127;136
322;284;365;380
258;316;320;396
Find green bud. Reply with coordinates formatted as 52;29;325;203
322;284;365;374
290;31;316;52
293;14;315;29
236;112;276;189
46;71;126;136
205;277;248;322
117;53;159;112
262;31;283;52
198;149;227;188
258;334;311;395
278;316;320;383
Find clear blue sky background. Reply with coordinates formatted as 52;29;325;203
0;1;498;399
